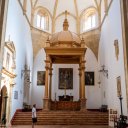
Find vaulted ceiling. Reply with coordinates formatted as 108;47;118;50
30;0;102;59
31;0;101;18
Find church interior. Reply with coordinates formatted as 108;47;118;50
0;0;128;127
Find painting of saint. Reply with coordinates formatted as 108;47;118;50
85;72;94;85
37;71;45;85
59;68;73;89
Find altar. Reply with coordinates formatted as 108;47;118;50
51;101;80;111
59;95;73;101
43;11;87;111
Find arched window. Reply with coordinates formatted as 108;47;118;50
36;10;49;31
82;8;98;32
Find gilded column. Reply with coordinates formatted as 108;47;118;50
78;67;82;100
80;56;86;111
43;55;50;110
49;63;53;109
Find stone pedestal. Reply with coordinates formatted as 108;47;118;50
80;98;87;111
43;98;50;110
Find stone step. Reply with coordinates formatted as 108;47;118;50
12;110;108;125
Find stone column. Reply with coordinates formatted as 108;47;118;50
80;56;86;111
43;55;50;110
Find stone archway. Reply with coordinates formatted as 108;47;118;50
0;86;7;122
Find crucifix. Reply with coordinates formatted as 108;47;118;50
65;10;68;19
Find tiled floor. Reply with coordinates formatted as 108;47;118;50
10;125;112;128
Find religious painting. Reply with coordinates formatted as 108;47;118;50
37;71;45;85
85;72;94;85
59;68;73;89
117;76;121;97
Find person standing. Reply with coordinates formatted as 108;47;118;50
32;104;37;128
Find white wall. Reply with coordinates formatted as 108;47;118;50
32;47;101;109
85;48;102;109
4;0;33;118
26;0;31;22
32;49;46;109
99;0;127;115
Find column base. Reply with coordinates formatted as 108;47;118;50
43;98;50;111
80;98;87;111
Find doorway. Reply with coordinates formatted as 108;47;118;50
0;86;7;123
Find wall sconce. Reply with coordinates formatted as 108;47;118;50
99;65;108;78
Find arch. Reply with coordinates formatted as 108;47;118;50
0;86;8;121
80;6;98;19
33;6;52;31
80;6;99;32
55;12;76;21
34;6;53;19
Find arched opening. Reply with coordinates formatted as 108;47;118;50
0;86;7;122
36;8;49;31
81;7;98;32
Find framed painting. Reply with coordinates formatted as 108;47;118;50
14;91;18;99
85;72;94;85
37;71;45;86
59;68;73;89
117;76;121;97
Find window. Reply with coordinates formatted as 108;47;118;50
36;10;49;31
82;8;97;32
83;14;96;31
6;52;10;70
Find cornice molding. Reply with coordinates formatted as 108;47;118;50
5;41;16;53
31;26;51;36
2;67;17;78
